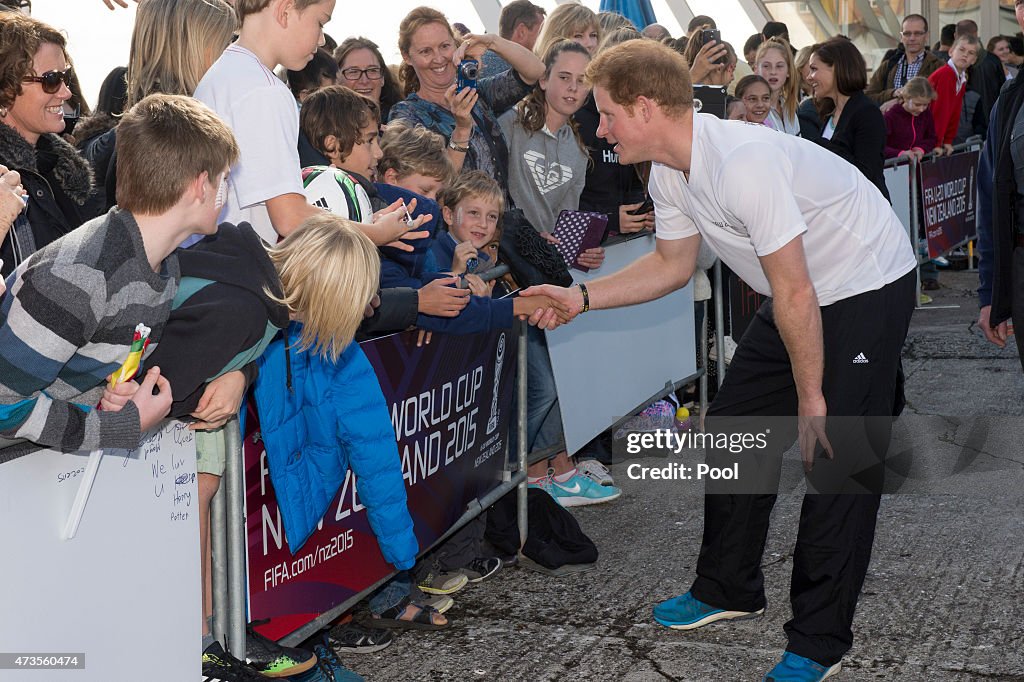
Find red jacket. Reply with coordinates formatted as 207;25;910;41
883;104;938;158
928;63;967;146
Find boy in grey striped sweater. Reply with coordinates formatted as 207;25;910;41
0;94;239;453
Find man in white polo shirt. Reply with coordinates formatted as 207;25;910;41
523;40;916;682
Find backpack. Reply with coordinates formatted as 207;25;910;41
486;488;598;569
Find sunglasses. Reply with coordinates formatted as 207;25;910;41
22;68;73;95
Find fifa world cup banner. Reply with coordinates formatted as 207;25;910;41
244;328;516;640
919;150;979;259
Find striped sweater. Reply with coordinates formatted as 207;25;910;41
0;208;179;451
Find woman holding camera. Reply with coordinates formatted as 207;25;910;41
389;6;543;197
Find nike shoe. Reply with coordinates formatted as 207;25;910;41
327;621;392;654
527;474;555;494
245;621;317;678
548;472;621;507
202;641;270;681
762;652;841;681
576;458;614;486
653;591;764;630
461;556;502;583
286;636;364;682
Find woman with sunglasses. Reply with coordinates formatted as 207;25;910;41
334;37;402;124
0;12;101;277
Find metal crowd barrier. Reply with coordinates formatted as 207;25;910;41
883;136;983;305
209;259;712;653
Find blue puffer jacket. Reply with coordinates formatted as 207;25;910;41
253;323;417;570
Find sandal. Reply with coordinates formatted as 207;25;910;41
372;597;449;631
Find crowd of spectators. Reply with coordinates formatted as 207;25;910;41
0;0;1013;679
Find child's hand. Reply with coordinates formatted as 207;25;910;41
100;379;140;412
130;366;173;433
366;198;430;252
576;246;605;270
364;293;381;318
190;370;246;431
618;203;648;233
418;276;471;317
452;241;478;273
464;273;492;297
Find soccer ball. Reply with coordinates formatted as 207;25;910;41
300;166;373;223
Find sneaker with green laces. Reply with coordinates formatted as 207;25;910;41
416;569;468;595
245;620;317;678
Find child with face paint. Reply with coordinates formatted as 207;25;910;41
434;170;503;297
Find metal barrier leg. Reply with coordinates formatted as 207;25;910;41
699;299;709;415
224;420;247;656
516;320;529;551
713;261;726;388
211;475;228;647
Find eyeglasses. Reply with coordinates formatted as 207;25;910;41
340;66;383;81
22;68;73;94
901;31;927;38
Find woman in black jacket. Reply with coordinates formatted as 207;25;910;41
806;37;890;202
0;13;100;277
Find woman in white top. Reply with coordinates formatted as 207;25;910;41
755;37;801;135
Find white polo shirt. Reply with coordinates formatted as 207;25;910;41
650;113;916;306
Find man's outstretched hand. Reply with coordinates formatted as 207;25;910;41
519;284;584;330
102;0;138;9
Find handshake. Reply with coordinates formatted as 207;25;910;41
511;284;586;331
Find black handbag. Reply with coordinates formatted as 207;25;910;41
497;208;573;288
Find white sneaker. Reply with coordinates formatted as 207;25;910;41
576;458;614;486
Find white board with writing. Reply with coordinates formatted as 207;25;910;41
0;421;200;681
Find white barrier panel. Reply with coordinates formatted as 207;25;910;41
546;233;697;454
0;422;200;681
885;163;913;240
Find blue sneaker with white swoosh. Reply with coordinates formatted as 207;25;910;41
548;471;621;507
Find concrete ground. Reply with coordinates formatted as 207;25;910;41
349;269;1024;682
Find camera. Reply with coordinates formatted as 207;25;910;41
457;59;479;91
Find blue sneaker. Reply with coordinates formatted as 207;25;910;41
548;471;621;507
762;652;841;681
286;636;364;681
652;591;764;630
